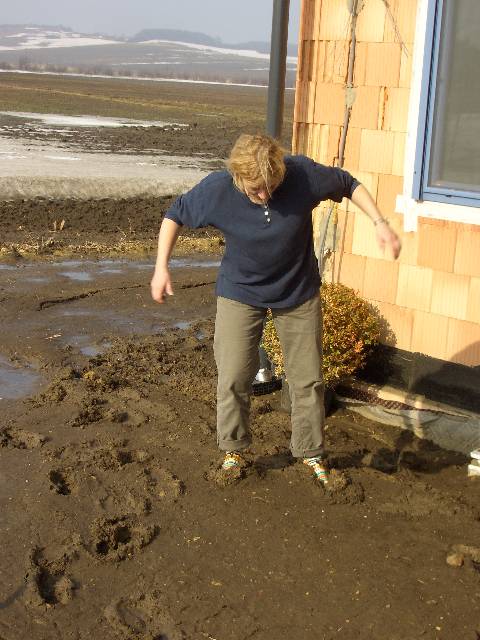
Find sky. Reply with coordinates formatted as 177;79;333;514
1;0;301;44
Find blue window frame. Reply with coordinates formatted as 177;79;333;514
413;0;480;208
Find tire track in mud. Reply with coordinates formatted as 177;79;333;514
37;284;144;310
37;280;215;309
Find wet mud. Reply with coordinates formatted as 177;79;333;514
0;196;224;259
0;88;479;638
1;255;480;639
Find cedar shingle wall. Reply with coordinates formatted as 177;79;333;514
294;0;480;367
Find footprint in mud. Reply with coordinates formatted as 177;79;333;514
71;397;107;428
90;515;158;562
145;467;184;500
105;407;129;423
98;488;152;517
378;485;467;518
0;427;46;449
38;383;68;403
93;446;136;471
49;468;78;495
105;591;185;640
25;544;79;607
198;604;260;640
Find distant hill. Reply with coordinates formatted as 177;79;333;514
230;40;298;57
0;24;297;87
0;25;297;56
131;29;297;56
0;23;73;35
131;29;222;47
0;24;121;50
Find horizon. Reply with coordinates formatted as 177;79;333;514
0;0;301;45
0;22;299;46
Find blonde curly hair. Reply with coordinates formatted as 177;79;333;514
226;134;286;197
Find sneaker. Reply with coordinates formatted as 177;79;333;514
303;456;329;484
221;451;245;471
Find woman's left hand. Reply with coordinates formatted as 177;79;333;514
375;220;402;259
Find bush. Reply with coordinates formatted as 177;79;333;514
262;283;382;389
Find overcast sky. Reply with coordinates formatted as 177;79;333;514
1;0;301;43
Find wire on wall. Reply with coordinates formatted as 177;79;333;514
316;0;409;283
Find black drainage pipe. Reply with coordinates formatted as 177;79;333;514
266;0;290;139
254;0;291;393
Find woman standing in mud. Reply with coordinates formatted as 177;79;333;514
151;134;401;483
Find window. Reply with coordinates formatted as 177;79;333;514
413;0;480;207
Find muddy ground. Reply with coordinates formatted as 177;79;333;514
0;73;295;159
1;225;480;640
1;75;480;639
0;196;224;259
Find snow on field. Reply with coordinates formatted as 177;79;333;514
139;39;298;64
0;111;188;129
0;28;119;51
0;69;282;89
0;135;211;198
0;28;298;65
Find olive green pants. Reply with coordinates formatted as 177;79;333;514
213;295;325;459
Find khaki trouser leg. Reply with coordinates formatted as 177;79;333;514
272;295;325;459
214;297;266;452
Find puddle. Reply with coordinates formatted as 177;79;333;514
0;111;188;129
46;258;219;280
172;321;206;340
174;321;191;330
65;335;112;357
0;258;220;288
0;355;42;400
98;267;123;274
60;309;92;317
59;271;93;282
59;270;93;282
169;258;221;269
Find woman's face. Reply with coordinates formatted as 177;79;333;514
241;177;282;205
243;181;269;204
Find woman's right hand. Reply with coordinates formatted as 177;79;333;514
151;268;173;303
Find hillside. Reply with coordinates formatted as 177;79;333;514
0;25;298;87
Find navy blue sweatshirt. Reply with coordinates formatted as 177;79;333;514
164;155;360;308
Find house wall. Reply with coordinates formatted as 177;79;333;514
293;0;480;368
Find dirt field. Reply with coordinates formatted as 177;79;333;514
1;74;479;640
0;72;295;158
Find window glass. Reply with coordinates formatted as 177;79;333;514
428;0;480;193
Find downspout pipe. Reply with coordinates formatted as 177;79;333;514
266;0;290;139
256;0;291;380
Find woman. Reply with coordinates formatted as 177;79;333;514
151;134;401;484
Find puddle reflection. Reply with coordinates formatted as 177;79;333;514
65;335;112;356
0;355;41;400
0;257;220;289
59;271;93;282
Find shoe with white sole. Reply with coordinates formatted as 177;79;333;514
303;456;329;484
221;451;246;471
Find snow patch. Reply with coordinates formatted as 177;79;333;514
0;28;119;51
0;111;188;129
0;69;286;90
138;39;298;64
